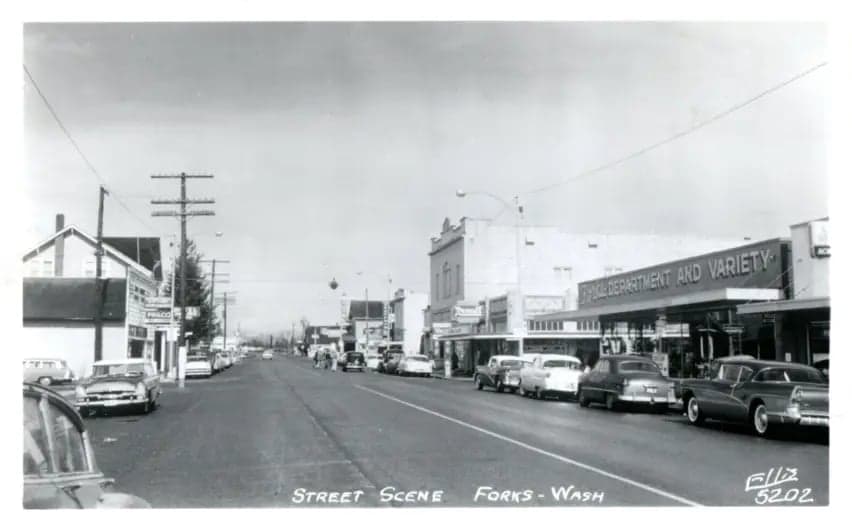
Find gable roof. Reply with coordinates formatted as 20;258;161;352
348;300;385;320
23;225;156;280
23;277;127;321
102;237;163;281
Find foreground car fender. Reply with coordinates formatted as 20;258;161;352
96;492;152;508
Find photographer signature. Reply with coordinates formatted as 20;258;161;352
745;467;814;505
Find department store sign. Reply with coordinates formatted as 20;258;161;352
578;239;786;309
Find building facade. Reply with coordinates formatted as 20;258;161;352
22;216;161;379
388;289;428;355
426;216;745;376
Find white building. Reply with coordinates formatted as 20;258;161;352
22;215;162;378
389;289;428;355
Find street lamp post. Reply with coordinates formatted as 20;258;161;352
456;189;526;356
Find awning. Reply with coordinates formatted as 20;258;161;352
535;288;784;322
438;333;515;341
737;296;830;315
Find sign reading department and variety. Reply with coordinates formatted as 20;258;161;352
578;239;787;309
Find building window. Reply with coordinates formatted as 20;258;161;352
442;262;451;298
455;264;461;295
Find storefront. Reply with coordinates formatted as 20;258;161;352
536;238;793;377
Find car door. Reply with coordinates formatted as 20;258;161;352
481;358;497;387
701;363;742;418
725;366;754;421
145;363;160;398
587;360;608;401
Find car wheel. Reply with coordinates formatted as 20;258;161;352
342;367;347;372
495;380;504;393
79;406;90;418
518;381;526;397
685;395;705;425
475;375;484;390
535;388;544;400
142;399;151;415
751;402;772;437
605;393;618;411
38;376;52;386
578;387;590;407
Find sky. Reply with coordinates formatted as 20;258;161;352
22;22;828;335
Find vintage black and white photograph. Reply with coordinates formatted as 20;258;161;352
15;5;843;516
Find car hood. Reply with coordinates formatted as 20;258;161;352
82;374;145;387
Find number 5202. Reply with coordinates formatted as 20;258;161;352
754;487;814;505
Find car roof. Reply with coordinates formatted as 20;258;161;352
23;357;66;362
490;355;521;361
713;358;820;371
92;359;147;366
536;354;582;363
601;355;656;362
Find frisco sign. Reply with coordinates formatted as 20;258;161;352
578;239;787;308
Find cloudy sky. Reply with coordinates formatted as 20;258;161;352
23;22;827;334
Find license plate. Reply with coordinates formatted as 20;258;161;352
103;400;120;407
645;387;657;394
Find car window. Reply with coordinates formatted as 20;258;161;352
500;359;521;368
619;360;659;373
47;400;88;474
23;396;51;476
737;367;754;383
92;363;145;377
755;367;826;384
717;364;742;382
543;359;580;369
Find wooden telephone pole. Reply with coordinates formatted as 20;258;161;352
151;173;215;384
94;186;108;362
215;292;237;352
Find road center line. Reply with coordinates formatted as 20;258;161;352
355;384;703;507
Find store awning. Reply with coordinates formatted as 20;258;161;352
736;296;829;315
535;288;784;322
438;333;515;340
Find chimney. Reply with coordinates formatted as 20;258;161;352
54;214;65;277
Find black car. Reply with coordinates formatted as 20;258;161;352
377;349;403;373
340;351;366;372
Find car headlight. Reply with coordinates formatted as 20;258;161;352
75;385;87;399
135;382;146;399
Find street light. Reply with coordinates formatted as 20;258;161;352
456;189;526;355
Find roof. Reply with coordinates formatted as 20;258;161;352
102;237;163;281
23;225;156;280
535;354;582;363
23;278;127;321
348;300;385;319
93;359;146;366
710;358;819;371
737;297;829;315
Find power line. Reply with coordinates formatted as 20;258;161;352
525;62;828;196
23;64;160;235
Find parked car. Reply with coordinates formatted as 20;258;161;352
24;382;151;508
397;355;433;377
578;355;676;413
474;355;523;392
185;354;213;378
813;358;829;382
261;350;274;360
382;352;404;375
75;359;161;416
23;358;75;386
518;354;584;400
377;350;403;373
214;352;229;371
679;358;828;437
365;353;381;371
339;351;366;372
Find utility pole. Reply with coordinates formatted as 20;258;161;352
198;258;230;342
215;292;237;353
151;173;215;386
94;186;108;362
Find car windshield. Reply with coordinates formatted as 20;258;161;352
542;359;580;369
619;361;659;373
187;356;208;361
92;363;145;377
499;359;522;368
347;353;364;360
407;356;428;362
759;367;826;384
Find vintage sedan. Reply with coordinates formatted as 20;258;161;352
185;354;213;378
518;354;584;400
381;351;404;375
23;358;76;386
475;355;524;393
578;355;676;412
365;353;381;371
75;360;161;416
24;382;151;508
261;350;275;360
680;358;828;437
397;355;433;377
339;351;366;372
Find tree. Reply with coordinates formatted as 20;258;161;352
163;239;217;344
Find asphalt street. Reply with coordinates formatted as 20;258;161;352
84;355;829;508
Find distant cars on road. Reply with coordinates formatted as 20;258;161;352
23;358;75;386
261;350;274;360
24;382;151;508
75;359;162;416
578;355;675;413
339;351;366;372
379;351;404;374
365;353;381;371
680;358;829;437
185;354;213;378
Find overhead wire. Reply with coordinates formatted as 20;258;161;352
23;64;161;235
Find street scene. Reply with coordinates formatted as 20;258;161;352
20;18;833;513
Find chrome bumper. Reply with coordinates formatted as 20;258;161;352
770;408;830;427
617;393;677;405
76;397;147;408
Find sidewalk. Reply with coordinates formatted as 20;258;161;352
431;371;473;382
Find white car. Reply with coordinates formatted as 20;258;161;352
365;353;381;371
213;352;228;372
261;350;274;360
397;355;433;377
518;354;584;400
185;355;213;378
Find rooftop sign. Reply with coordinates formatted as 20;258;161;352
577;239;787;309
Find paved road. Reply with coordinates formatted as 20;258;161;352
85;355;828;508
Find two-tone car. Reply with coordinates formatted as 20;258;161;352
75;359;162;416
578;355;676;413
474;355;523;393
24;382;151;508
518;354;584;400
23;358;76;386
380;351;404;374
679;358;829;437
397;355;433;377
